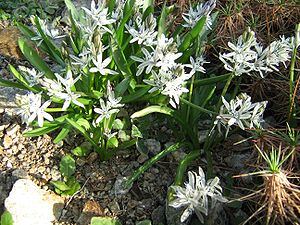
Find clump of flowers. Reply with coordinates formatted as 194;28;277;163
214;93;268;137
169;167;228;223
219;29;293;78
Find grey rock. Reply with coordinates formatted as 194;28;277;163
144;139;161;155
151;205;166;225
224;152;251;170
4;179;64;225
137;154;148;164
0;87;26;117
166;204;189;225
12;169;28;179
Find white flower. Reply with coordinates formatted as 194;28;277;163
182;0;216;29
16;92;53;127
70;48;92;68
126;14;157;47
155;34;182;70
254;36;292;78
144;65;192;108
131;47;159;76
169;167;227;223
82;0;115;33
220;29;293;78
94;82;124;124
90;53;118;75
18;66;43;87
219;30;257;76
31;17;65;46
185;56;208;74
41;71;84;110
94;99;120;124
214;93;267;137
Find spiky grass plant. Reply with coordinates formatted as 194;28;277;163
239;144;300;225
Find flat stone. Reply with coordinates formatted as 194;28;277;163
5;179;64;225
76;200;105;225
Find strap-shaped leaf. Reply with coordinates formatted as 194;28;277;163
64;0;79;20
111;38;132;77
23;125;60;137
178;16;206;52
115;77;131;97
116;0;135;43
121;86;150;103
33;16;64;65
18;38;55;79
158;3;167;37
131;105;174;118
0;78;28;90
53;125;71;144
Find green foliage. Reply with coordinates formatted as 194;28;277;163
51;155;80;196
90;217;122;225
60;155;76;177
0;211;13;225
0;0;64;21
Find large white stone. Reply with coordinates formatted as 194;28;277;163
4;179;64;225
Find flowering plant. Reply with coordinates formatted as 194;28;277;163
169;166;227;223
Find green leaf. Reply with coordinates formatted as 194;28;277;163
18;38;55;79
72;145;91;157
111;39;132;77
33;16;64;65
121;86;151;103
1;211;13;225
107;136;119;148
136;220;152;225
178;16;206;52
76;118;91;130
91;217;122;225
50;180;71;191
116;0;135;43
60;155;76;177
192;74;230;86
65;118;100;151
131;125;143;138
63;176;81;195
8;64;29;87
0;78;28;90
53;125;71;144
113;119;125;130
115;77;131;97
142;0;153;13
23;125;60;137
64;0;79;20
131;105;174;119
158;3;167;37
142;6;154;21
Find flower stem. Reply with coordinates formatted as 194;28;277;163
204;73;235;178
